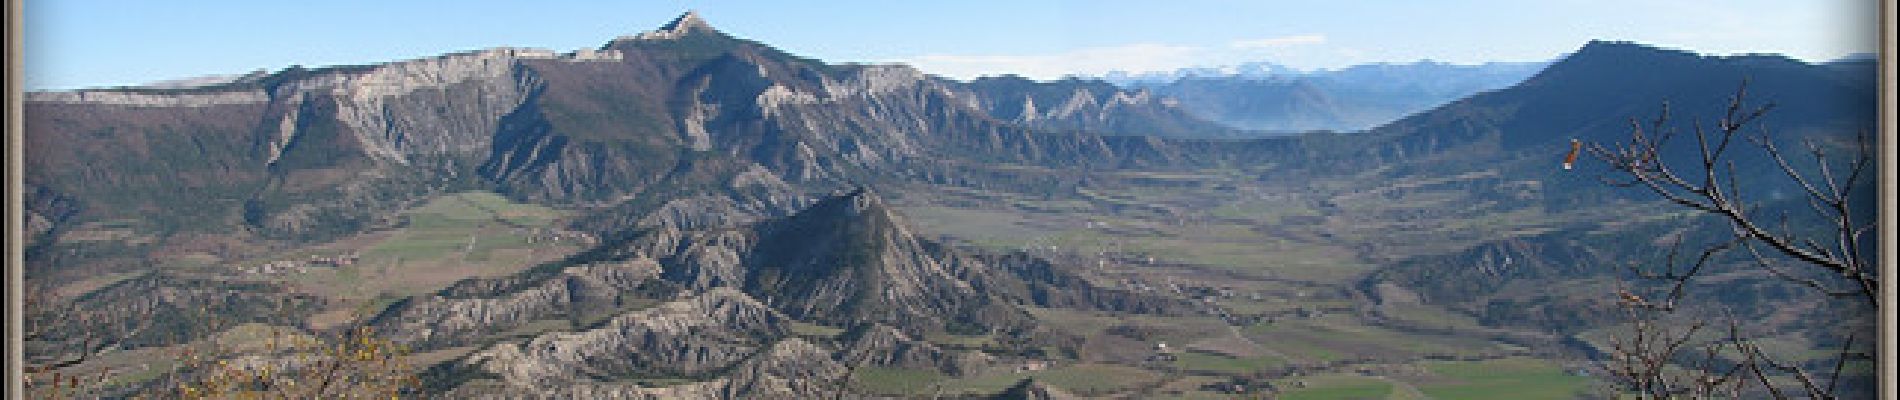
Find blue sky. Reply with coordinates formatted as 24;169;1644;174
25;0;1879;90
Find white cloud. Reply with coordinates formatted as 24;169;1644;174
1228;34;1327;49
894;43;1205;81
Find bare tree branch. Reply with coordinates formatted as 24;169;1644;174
1587;82;1877;398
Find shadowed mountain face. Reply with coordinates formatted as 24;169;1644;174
741;189;1021;329
1347;41;1875;348
1238;40;1873;183
1371;41;1872;153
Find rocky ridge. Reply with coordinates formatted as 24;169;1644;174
378;189;1193;396
460;288;789;387
26;10;1237;247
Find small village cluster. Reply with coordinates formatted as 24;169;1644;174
525;229;598;245
238;252;361;275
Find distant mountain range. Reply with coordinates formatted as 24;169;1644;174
1097;60;1550;132
22;11;1876;398
1099;61;1305;85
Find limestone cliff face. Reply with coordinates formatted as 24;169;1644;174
474;19;1212;202
35;47;613;166
25;46;626;241
737;60;1189;176
958;75;1235;139
263;49;538;164
26;90;271;107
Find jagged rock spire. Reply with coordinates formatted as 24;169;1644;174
661;10;712;32
633;10;719;40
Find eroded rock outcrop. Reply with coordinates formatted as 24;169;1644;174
839;323;992;376
447;337;849;399
382;187;1192;396
375;259;668;348
460;288;788;387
